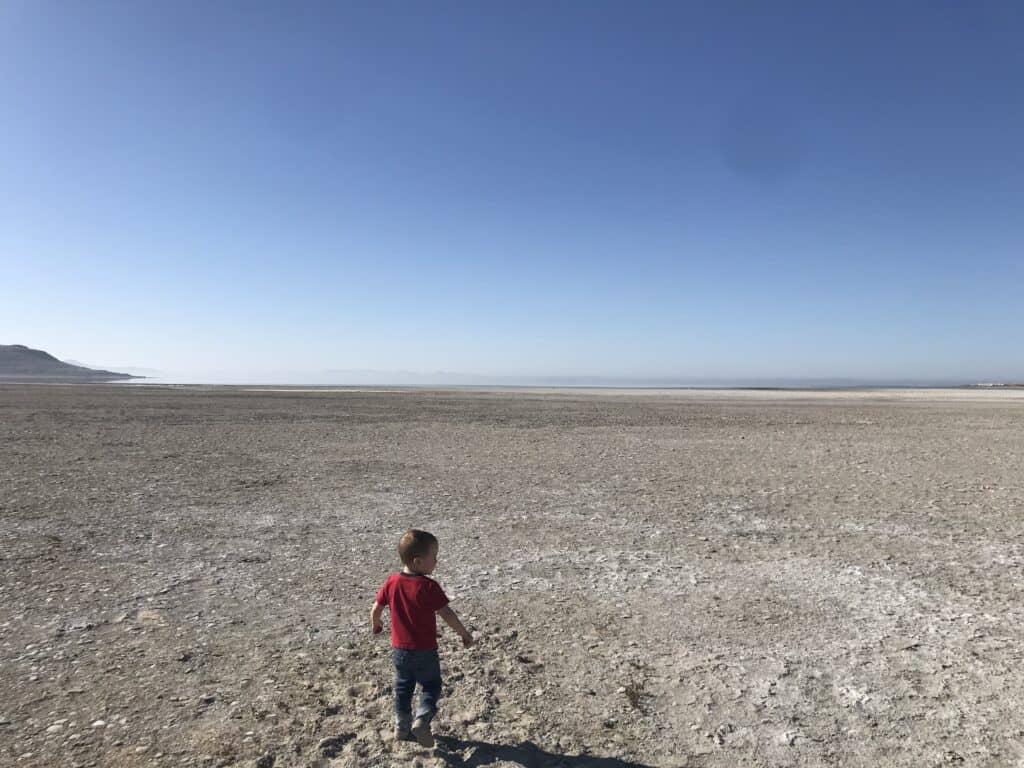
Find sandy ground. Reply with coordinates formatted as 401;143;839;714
2;384;1024;768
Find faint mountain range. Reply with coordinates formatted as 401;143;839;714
63;360;162;377
315;369;966;388
0;344;137;381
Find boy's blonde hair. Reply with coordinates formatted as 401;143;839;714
399;529;438;566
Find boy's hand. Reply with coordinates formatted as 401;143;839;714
460;632;474;648
370;601;385;635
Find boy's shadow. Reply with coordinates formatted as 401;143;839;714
435;735;658;768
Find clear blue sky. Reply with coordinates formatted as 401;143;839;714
2;2;1022;383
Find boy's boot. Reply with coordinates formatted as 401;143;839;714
394;713;414;742
411;716;434;748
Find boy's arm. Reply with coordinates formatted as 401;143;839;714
370;601;385;634
437;605;474;647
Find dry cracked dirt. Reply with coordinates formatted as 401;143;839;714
2;384;1024;768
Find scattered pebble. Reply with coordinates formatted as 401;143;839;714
317;734;354;758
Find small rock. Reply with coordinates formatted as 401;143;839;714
91;720;106;728
317;734;354;758
713;722;734;745
255;755;275;768
46;724;64;734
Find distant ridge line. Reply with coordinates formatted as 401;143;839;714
0;344;137;381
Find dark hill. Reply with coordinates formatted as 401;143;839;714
0;345;136;381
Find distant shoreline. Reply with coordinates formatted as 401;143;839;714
117;381;1018;391
0;375;141;383
4;382;1024;405
4;378;1024;395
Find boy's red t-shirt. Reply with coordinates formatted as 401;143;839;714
375;572;450;650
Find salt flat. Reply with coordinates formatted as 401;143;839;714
2;384;1023;767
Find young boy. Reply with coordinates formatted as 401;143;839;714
371;529;474;747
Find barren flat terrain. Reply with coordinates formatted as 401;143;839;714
2;384;1024;768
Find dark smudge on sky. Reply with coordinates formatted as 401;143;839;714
717;100;807;183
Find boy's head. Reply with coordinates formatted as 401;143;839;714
399;529;439;574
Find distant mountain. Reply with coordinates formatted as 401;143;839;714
0;344;137;381
63;360;163;377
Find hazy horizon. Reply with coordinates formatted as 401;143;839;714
3;3;1023;380
51;354;996;389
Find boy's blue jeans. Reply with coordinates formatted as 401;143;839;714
392;648;442;724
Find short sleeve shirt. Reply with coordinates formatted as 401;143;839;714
375;572;450;650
